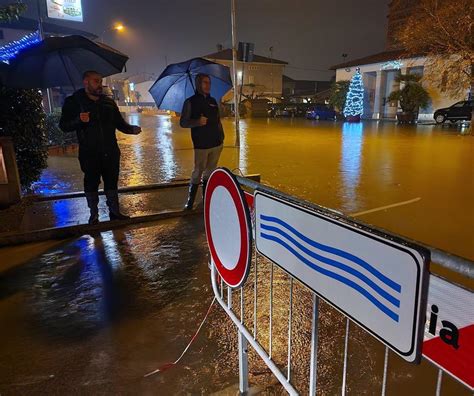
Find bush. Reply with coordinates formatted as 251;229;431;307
0;87;48;189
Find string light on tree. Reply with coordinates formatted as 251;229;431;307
0;31;40;62
343;68;364;121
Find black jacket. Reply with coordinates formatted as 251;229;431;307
180;93;224;149
60;89;134;156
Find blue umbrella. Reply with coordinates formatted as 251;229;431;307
149;57;232;113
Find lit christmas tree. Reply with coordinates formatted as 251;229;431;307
343;68;364;121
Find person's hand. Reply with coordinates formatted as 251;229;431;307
198;115;208;126
80;112;90;123
131;126;142;135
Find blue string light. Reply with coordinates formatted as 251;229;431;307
343;68;364;118
0;31;41;62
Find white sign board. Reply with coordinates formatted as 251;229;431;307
255;192;429;363
423;275;474;390
47;0;83;22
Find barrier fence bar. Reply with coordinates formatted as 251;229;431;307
342;318;350;396
287;277;294;381
269;263;274;358
239;330;249;393
435;369;443;396
309;294;320;396
381;346;389;396
253;247;258;338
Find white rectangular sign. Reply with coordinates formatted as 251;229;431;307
423;275;474;390
255;191;429;362
47;0;83;22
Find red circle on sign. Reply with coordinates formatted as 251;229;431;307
204;168;252;288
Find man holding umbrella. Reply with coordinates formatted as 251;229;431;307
60;70;142;225
180;73;225;210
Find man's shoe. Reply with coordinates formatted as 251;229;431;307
184;184;199;210
105;190;130;221
85;192;100;225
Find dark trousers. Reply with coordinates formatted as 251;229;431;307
79;151;120;193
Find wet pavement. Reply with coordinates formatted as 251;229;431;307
1;115;473;394
16;186;190;233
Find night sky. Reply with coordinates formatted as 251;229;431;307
23;0;389;81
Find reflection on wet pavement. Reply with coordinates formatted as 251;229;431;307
18;186;190;232
0;217;234;394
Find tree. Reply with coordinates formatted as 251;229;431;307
0;1;27;22
343;69;364;120
0;88;48;189
0;1;48;190
395;0;473;129
329;80;350;112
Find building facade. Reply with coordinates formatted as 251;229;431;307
204;49;287;103
331;1;468;120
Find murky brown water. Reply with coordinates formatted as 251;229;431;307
35;115;474;259
1;116;473;395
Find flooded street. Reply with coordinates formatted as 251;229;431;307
34;115;474;259
1;116;473;394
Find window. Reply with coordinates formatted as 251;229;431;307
452;102;464;108
0;30;4;40
248;75;254;84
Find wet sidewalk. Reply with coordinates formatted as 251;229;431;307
0;182;200;247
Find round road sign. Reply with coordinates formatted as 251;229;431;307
204;167;252;288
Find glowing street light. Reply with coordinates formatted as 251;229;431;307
113;23;125;32
101;23;126;43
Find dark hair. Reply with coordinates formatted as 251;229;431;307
195;73;210;91
83;70;102;80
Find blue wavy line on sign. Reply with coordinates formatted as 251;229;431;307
260;232;400;322
260;223;400;308
260;214;402;293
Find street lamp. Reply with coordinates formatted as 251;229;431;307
100;23;126;43
101;23;126;88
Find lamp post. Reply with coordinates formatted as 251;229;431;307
231;0;240;147
101;24;126;88
36;0;53;112
270;46;274;104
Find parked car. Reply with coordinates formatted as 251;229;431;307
306;105;337;120
433;100;473;124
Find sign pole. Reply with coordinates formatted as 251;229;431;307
230;0;240;147
37;0;53;113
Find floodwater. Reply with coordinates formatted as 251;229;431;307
1;116;473;395
34;116;474;259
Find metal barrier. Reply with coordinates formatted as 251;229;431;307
209;174;474;395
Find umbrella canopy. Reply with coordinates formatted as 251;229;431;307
149;57;232;113
4;35;128;89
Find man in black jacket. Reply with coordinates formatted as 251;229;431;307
180;73;224;210
60;70;142;225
